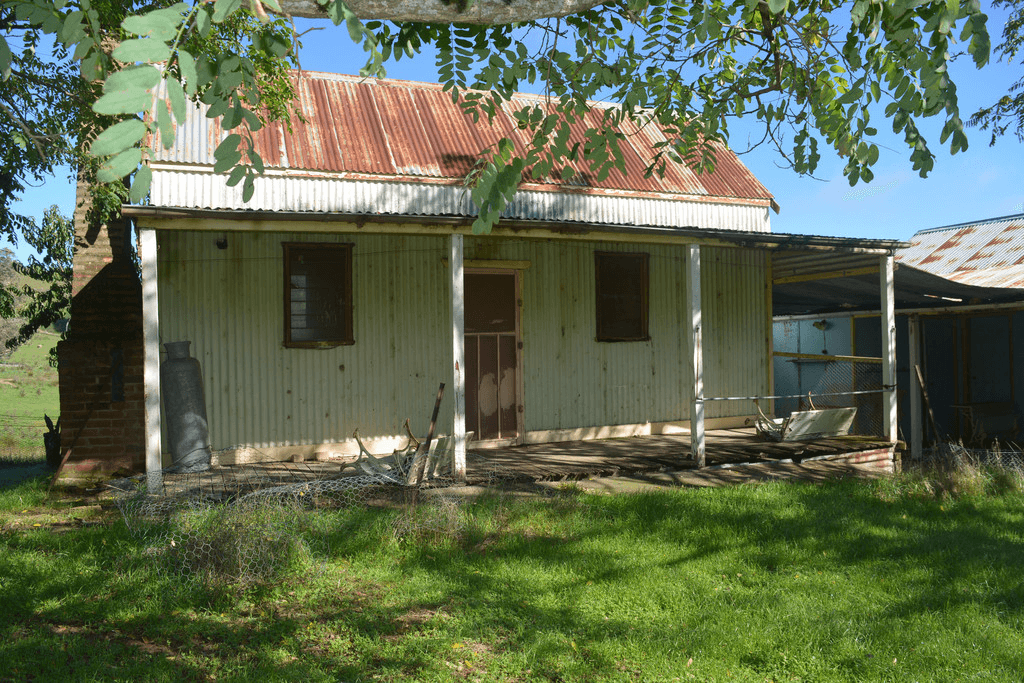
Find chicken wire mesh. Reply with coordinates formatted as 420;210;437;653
0;414;49;465
773;357;885;437
917;441;1024;472
108;432;462;587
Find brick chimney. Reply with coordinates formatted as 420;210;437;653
56;178;145;481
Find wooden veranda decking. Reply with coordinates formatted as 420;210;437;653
110;429;895;501
464;429;895;483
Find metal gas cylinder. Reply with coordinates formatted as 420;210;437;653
160;341;212;472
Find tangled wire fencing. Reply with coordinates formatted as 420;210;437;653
917;440;1024;472
108;425;464;587
0;414;49;465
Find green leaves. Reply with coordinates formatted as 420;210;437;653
97;148;142;183
0;38;11;80
178;49;198;96
166;78;187;124
213;134;243;174
470;138;525;234
130;165;153;204
156;105;174;150
73;0;290;210
213;0;242;24
112;39;171;64
122;4;188;41
93;88;153;116
58;0;1000;221
93;65;159;115
105;64;161;93
90;119;147;157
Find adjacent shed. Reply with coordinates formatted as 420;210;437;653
773;212;1024;459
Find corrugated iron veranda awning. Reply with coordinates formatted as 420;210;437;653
773;261;1024;317
773;213;1024;316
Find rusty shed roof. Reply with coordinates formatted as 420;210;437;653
150;71;774;206
897;213;1024;288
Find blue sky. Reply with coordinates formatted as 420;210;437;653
5;3;1022;261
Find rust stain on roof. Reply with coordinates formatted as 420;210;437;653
898;214;1024;289
154;71;773;204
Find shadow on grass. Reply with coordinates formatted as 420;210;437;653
1;479;1023;681
376;482;1024;679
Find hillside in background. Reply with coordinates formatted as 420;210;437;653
1;249;50;363
1;329;60;464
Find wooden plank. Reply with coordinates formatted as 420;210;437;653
687;244;705;467
450;234;467;481
908;315;922;460
140;227;163;490
408;383;445;488
773;351;883;364
880;254;898;443
441;258;531;270
772;265;879;285
914;364;940;443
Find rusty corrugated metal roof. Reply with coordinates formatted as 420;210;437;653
896;213;1024;289
151;71;773;205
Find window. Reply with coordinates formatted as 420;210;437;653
595;251;649;342
283;243;353;347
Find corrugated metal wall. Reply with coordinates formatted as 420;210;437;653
701;247;771;417
157;229;770;452
158;230;453;451
150;170;772;233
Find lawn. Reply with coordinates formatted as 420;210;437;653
0;330;60;463
0;474;1022;682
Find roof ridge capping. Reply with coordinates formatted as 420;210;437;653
288;70;629;109
915;211;1024;236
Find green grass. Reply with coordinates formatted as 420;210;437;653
1;475;1023;682
1;329;59;463
0;328;60;416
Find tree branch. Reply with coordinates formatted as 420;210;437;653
259;0;607;24
0;99;49;162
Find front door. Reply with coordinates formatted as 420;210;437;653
465;270;521;443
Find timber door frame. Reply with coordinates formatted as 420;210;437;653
465;267;524;447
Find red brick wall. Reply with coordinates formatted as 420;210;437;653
57;180;146;481
57;339;145;476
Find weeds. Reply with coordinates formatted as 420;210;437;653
390;493;469;547
898;442;1024;501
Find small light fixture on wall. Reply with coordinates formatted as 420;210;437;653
215;236;228;250
812;319;830;355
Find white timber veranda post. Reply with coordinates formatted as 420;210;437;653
687;244;706;467
908;313;922;461
140;227;162;490
881;254;898;445
450;234;467;482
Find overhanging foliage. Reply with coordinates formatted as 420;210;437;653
0;0;995;235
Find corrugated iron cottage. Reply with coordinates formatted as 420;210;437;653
58;72;905;481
